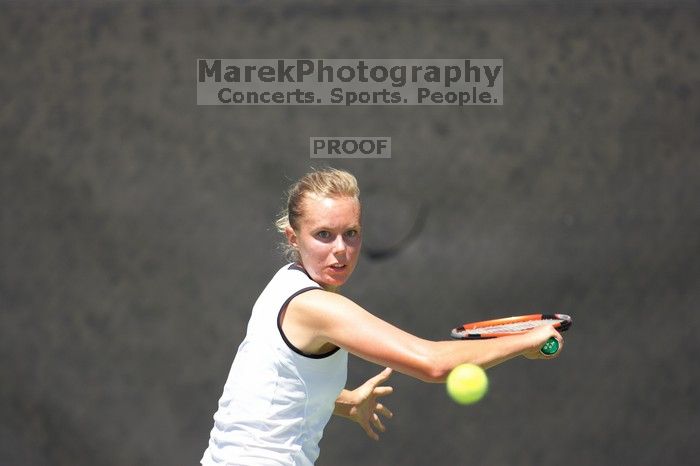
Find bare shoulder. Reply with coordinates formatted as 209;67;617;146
290;288;352;307
287;289;360;324
282;289;364;355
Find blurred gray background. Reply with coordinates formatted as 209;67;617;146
2;1;699;465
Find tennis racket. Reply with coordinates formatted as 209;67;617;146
450;313;572;355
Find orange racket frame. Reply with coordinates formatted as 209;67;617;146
451;313;572;340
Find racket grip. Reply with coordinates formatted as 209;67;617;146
541;337;559;355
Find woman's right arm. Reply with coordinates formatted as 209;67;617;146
285;289;562;383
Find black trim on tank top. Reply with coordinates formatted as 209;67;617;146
288;262;312;279
277;286;341;359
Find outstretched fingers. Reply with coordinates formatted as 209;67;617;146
360;368;396;440
369;367;393;386
375;402;393;419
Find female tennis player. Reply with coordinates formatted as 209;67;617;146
201;168;563;466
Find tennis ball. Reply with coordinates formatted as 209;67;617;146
446;363;488;405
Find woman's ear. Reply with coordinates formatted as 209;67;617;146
285;225;298;249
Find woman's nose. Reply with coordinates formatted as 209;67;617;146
332;235;346;253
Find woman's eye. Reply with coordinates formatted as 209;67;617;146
345;229;358;238
317;231;331;239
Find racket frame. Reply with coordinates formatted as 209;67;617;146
451;313;572;340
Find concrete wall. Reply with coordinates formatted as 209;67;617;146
2;1;699;465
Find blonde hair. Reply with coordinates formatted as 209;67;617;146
275;168;360;262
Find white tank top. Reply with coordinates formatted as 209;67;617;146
201;263;348;466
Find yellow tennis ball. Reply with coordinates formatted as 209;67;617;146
446;363;488;405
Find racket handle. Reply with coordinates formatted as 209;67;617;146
541;337;559;355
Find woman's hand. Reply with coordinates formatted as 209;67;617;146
522;325;563;360
334;367;394;440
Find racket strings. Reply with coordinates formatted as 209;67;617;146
471;318;563;334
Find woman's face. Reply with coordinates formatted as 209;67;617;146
286;195;362;291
